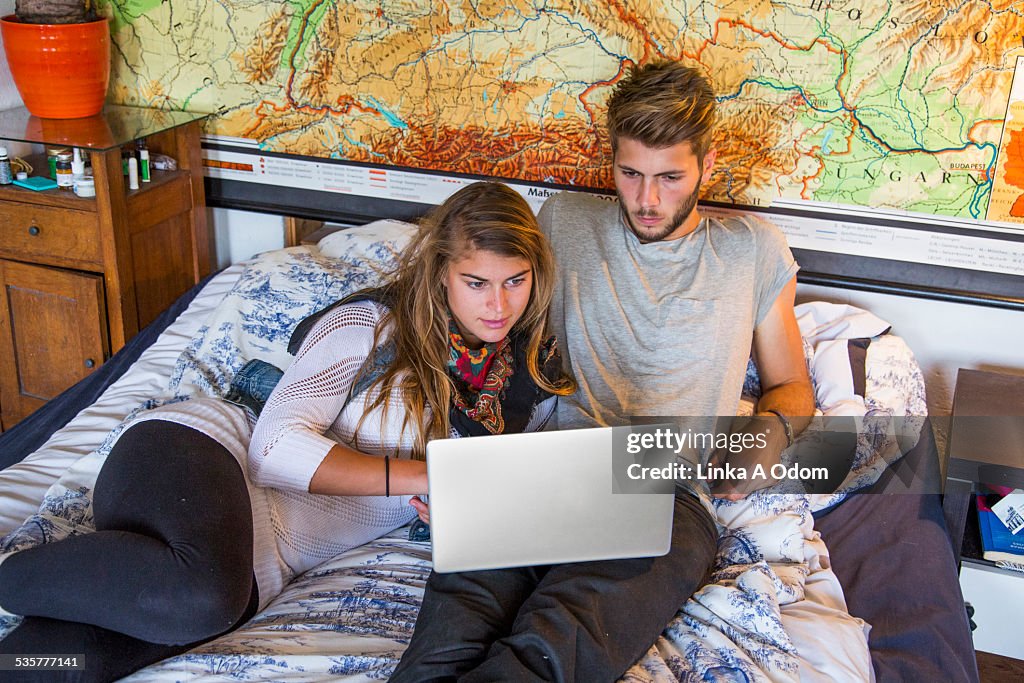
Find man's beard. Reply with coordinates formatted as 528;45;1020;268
619;179;701;243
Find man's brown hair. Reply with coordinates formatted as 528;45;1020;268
605;60;717;159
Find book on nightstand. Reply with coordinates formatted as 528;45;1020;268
977;486;1024;564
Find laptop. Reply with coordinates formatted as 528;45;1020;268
425;426;675;573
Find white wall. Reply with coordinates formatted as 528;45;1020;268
209;207;285;270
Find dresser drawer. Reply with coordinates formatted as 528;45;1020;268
0;202;102;269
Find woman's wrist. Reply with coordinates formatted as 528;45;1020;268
387;457;429;496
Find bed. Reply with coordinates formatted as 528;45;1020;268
0;220;978;682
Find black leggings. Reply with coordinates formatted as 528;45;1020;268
0;420;259;682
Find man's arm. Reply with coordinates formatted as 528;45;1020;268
751;275;814;431
710;275;814;499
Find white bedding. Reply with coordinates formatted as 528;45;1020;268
0;221;930;681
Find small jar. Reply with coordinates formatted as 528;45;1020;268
74;175;96;198
0;146;11;185
47;147;69;179
55;152;74;190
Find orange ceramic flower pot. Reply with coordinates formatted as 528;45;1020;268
0;15;111;119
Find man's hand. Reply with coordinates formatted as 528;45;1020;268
708;414;789;500
409;495;430;525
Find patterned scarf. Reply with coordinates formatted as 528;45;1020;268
446;316;515;433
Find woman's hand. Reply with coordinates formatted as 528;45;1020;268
409;496;430;525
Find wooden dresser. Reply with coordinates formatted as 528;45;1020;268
0;106;212;430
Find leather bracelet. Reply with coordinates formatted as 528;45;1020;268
764;409;794;448
384;455;390;497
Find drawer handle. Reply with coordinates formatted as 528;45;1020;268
84;358;96;369
28;225;40;236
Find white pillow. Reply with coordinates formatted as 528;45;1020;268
316;219;417;260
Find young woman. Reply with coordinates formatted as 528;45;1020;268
0;181;574;682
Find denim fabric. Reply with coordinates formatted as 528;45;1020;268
224;343;395;420
223;359;285;418
408;519;431;542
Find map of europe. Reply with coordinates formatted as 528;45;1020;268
105;0;1024;224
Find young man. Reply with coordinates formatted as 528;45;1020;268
543;61;814;498
392;61;813;683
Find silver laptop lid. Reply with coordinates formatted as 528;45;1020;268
426;427;674;573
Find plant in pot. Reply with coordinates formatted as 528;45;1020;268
1;0;111;118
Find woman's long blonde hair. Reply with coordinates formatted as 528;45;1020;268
355;181;574;458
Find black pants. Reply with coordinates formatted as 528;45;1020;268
0;420;259;683
391;490;717;683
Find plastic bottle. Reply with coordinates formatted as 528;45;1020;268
139;149;151;182
71;148;86;184
128;157;140;190
0;147;12;185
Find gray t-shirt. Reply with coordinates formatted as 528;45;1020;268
537;191;798;429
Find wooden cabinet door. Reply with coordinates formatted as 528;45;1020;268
0;260;108;430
